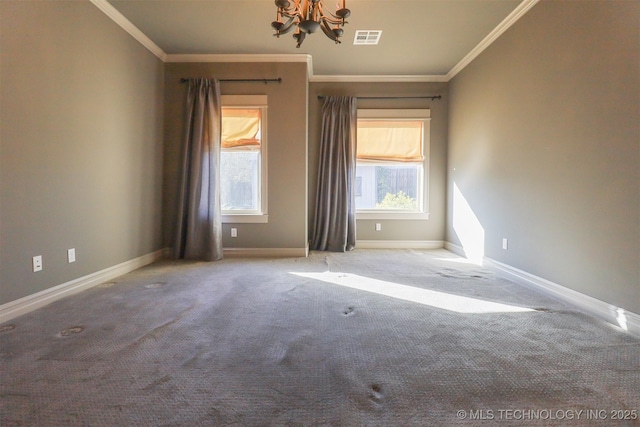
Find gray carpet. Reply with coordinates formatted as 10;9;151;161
1;249;638;426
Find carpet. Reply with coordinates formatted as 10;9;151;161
1;249;638;426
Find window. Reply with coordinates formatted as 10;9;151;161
356;109;430;219
220;95;268;223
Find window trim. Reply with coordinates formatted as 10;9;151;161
355;109;431;220
220;95;268;224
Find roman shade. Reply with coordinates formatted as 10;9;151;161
221;108;261;149
356;120;424;162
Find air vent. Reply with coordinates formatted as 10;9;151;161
353;30;382;45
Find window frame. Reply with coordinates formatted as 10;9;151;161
355;109;431;220
220;95;268;224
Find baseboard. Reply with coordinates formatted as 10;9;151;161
484;257;640;338
357;240;444;249
223;246;309;258
444;242;640;338
444;242;466;257
0;249;167;324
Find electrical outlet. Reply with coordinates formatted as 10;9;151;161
502;238;508;250
68;248;76;263
375;223;382;231
231;228;238;238
33;255;43;272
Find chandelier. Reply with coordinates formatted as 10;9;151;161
271;0;351;48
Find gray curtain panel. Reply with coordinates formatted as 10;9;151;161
173;78;223;261
311;96;357;252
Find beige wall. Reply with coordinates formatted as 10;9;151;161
308;82;448;243
4;0;637;318
0;1;165;304
163;62;309;251
447;0;640;313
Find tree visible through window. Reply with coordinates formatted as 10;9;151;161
355;109;430;217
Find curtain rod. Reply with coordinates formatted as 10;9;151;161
180;78;282;84
317;95;441;101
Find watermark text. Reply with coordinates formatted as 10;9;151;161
456;409;638;422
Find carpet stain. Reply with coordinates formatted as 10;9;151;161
125;304;197;350
368;383;384;405
343;306;355;316
144;282;164;289
534;308;553;312
143;375;172;390
438;270;486;280
0;324;16;334
59;326;84;337
437;271;456;279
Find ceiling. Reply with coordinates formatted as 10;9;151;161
105;0;533;79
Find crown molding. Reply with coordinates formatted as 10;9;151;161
89;0;166;61
167;54;315;80
91;0;539;82
165;53;312;64
309;75;448;83
446;0;540;80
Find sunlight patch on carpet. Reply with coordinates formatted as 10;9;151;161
291;271;534;314
434;256;478;265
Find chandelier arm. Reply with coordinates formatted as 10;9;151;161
319;20;340;42
314;1;325;19
319;0;350;22
277;16;298;34
279;9;300;20
293;0;305;18
295;32;306;48
320;16;346;26
317;4;346;26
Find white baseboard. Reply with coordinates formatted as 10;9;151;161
444;242;640;338
357;240;444;249
223;246;309;258
0;249;166;324
444;242;466;257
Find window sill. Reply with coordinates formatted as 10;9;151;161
222;214;268;224
356;211;430;220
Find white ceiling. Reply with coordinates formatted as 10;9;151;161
103;0;536;79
